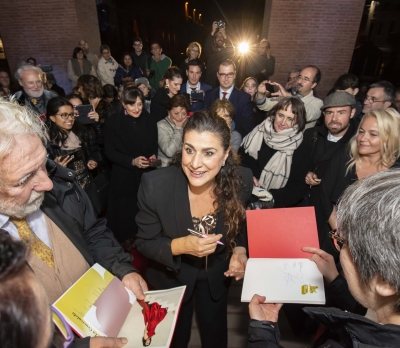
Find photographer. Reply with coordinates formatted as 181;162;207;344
203;20;235;88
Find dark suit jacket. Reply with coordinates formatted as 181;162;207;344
180;82;212;112
135;165;253;302
204;87;255;137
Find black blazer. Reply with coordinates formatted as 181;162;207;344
204;87;255;137
135;165;253;302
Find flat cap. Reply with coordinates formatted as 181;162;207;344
321;91;357;111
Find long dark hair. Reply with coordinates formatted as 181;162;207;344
77;75;103;100
72;47;86;59
120;52;134;70
159;67;182;88
46;97;87;147
0;230;44;348
171;111;246;252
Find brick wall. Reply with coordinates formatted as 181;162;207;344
262;0;365;99
0;0;101;94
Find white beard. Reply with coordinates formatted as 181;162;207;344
0;191;45;218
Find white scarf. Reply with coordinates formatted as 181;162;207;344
242;117;303;190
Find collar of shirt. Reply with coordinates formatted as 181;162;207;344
219;85;234;100
327;133;343;143
105;58;114;64
187;81;201;94
0;210;51;248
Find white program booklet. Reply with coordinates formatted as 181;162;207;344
241;258;325;304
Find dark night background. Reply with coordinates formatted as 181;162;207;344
96;0;267;66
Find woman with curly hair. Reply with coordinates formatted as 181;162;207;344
135;111;253;348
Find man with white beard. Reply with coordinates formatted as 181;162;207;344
14;64;57;121
0;98;147;348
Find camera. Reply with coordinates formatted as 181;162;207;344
217;20;225;29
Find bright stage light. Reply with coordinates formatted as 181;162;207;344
238;42;249;54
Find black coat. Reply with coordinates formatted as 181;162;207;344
103;109;158;241
150;88;171;123
44;160;135;348
247;306;400;348
135;165;253;303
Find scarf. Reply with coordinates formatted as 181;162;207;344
71;58;93;77
242;117;303;190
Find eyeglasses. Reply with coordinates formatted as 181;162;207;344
218;72;235;78
329;229;348;252
133;43;142;46
364;96;388;104
56;113;76;120
297;75;312;83
51;306;74;348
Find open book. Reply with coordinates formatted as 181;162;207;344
53;264;186;347
241;207;325;304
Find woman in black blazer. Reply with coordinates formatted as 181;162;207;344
135;111;253;348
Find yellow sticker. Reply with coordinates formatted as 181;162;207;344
301;284;308;294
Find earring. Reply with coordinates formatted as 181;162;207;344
165;84;169;89
124;108;127;115
222;161;225;167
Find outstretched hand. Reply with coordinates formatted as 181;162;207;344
122;272;148;300
249;294;283;322
302;246;339;284
268;81;291;97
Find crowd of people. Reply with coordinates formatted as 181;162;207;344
1;19;400;348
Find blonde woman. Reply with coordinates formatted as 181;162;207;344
316;108;400;252
179;42;206;79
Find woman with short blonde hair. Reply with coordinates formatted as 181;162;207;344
179;42;206;80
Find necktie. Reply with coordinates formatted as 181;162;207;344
222;92;228;100
10;217;55;268
190;87;197;92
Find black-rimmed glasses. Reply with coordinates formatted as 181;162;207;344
329;229;348;252
56;113;76;120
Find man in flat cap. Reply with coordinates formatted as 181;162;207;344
262;91;359;209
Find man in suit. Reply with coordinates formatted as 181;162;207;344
204;59;255;137
180;60;212;112
0;98;147;348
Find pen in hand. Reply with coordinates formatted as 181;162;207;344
188;228;224;245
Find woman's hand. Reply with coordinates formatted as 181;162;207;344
88;111;99;122
253;177;261;187
224;247;247;280
305;172;321;186
249;294;283;322
54;155;73;167
132;156;150;169
171;234;222;257
87;160;98;170
301;246;339;284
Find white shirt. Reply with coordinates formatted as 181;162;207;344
0;209;52;249
186;81;201;94
327;133;343;143
219;85;235;100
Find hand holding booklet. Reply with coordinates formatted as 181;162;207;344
241;207;325;304
52;264;185;347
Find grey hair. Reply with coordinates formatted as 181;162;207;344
289;68;301;75
0;97;48;166
14;64;43;81
337;169;400;309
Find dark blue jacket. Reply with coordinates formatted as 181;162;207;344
204;87;255;137
114;65;143;86
180;82;212;112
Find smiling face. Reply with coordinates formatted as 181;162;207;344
182;130;229;192
0;71;10;88
189;45;200;60
123;98;143;118
0;135;53;218
101;49;111;60
19;70;44;98
138;84;149;97
169;106;188;125
243;78;257;99
273;105;296;132
214;32;224;48
296;67;317;96
151;44;162;58
166;77;183;96
49;105;75;132
357;115;381;157
217;64;236;91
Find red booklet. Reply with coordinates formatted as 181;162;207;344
246;207;319;258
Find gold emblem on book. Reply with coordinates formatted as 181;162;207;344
301;284;308;294
310;285;318;293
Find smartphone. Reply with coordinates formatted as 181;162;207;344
146;158;161;168
191;91;204;101
314;178;321;182
40;64;53;72
75;105;95;124
59;149;80;162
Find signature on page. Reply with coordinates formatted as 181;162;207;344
278;261;304;286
